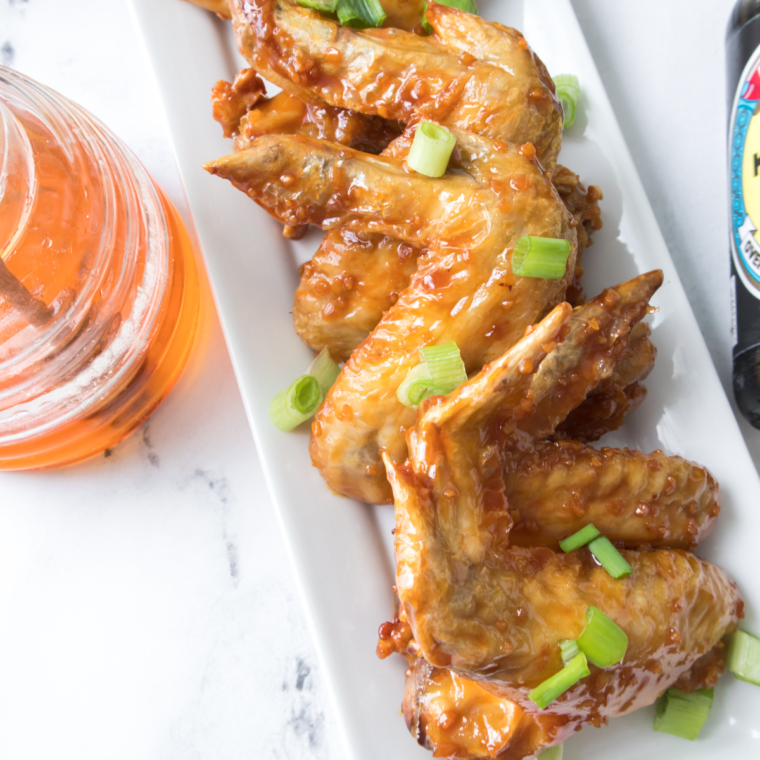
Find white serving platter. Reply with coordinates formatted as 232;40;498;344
128;1;760;757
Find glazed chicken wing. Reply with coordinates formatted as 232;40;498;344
229;0;563;167
279;0;568;362
384;301;741;742
556;321;655;442
402;643;730;760
206;126;577;503
294;164;604;363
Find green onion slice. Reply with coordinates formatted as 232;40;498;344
554;74;580;128
512;236;571;279
529;652;590;710
588;536;633;579
397;363;441;409
538;745;564;760
269;375;323;432
336;0;386;28
407;121;457;178
653;687;714;741
398;342;468;408
559;639;580;667
419;342;468;393
421;0;479;34
297;0;339;12
576;606;628;668
727;629;760;686
559;524;600;553
308;347;341;395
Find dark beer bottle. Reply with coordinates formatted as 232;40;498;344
727;0;760;427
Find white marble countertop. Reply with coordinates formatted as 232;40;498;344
0;1;754;758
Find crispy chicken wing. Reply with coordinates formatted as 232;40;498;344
556;321;655;442
384;302;741;738
505;442;719;550
212;68;402;239
229;0;563;167
514;273;663;441
279;4;598;374
205;127;577;503
294;165;604;363
402;641;729;760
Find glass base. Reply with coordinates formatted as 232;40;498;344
0;191;200;470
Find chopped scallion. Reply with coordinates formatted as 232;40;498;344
438;0;479;13
576;606;628;668
336;0;386;28
559;639;580;667
421;0;479;34
554;74;581;129
308;347;341;395
269;375;323;432
419;342;468;393
727;629;760;686
559;524;600;553
297;0;338;12
538;745;564;760
397;363;440;409
407;121;457;178
653;687;714;741
529;652;589;710
588;536;633;579
512;236;571;279
398;342;467;408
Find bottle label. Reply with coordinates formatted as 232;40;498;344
730;44;760;300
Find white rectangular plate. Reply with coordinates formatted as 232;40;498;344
129;1;760;757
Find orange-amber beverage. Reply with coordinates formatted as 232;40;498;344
0;66;200;469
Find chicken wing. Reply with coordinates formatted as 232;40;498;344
229;0;563;167
205;127;577;503
294;165;603;363
402;641;729;760
556;321;655;442
385;302;741;732
279;3;594;369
